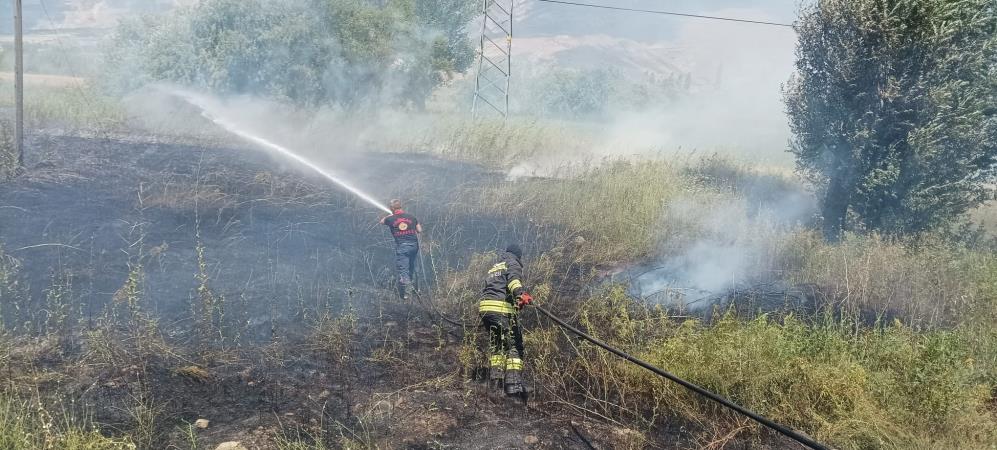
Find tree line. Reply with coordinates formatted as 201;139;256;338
107;0;997;240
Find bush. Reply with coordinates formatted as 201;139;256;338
515;68;692;120
777;232;993;327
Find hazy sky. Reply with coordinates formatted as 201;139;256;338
509;1;803;159
518;0;802;40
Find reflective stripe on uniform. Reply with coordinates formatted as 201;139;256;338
506;358;523;371
507;279;522;292
490;355;507;368
479;299;516;314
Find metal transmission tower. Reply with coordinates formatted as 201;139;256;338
471;0;514;119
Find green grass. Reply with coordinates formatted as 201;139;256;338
470;159;695;263
0;394;135;450
525;286;997;450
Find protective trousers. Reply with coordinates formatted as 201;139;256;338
394;241;418;298
480;310;524;395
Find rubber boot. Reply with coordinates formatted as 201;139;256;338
489;366;505;391
504;369;524;396
397;282;410;300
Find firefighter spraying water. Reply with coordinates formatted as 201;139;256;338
178;90;541;402
379;199;423;300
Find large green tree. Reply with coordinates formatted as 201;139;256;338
105;0;477;108
785;0;997;240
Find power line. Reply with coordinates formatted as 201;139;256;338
534;0;796;29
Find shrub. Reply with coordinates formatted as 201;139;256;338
528;286;997;449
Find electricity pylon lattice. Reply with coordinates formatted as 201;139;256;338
471;0;514;119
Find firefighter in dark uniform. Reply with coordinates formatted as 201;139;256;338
379;199;422;300
479;244;533;396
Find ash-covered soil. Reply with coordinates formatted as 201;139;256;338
0;134;662;449
0;133;553;334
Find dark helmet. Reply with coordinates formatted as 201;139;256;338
505;244;523;260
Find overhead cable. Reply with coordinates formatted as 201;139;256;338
534;0;796;29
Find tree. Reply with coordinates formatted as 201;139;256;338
105;0;477;109
785;0;997;240
528;68;617;119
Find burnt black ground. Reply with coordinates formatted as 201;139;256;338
0;134;805;450
0;133;646;449
0;133;558;337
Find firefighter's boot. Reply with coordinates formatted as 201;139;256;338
504;370;524;395
489;355;506;391
504;357;524;395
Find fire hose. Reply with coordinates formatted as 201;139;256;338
532;305;832;450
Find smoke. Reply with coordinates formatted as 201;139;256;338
37;0;190;29
616;8;795;156
632;175;815;310
506;3;799;170
494;11;818;303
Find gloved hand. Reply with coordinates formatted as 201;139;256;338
516;292;534;310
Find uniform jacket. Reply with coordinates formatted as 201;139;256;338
481;251;526;303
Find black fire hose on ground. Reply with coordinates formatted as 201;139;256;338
533;305;832;450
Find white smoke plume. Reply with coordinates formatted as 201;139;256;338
632;181;815;310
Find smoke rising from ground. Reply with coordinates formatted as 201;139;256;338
632;175;815;310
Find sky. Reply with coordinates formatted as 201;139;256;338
517;0;801;39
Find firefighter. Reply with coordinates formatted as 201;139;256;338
379;199;422;300
479;244;534;396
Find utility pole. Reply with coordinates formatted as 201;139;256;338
13;0;23;167
471;0;514;119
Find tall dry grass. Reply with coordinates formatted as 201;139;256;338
0;82;126;133
408;145;997;448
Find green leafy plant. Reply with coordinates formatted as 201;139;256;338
785;0;997;239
